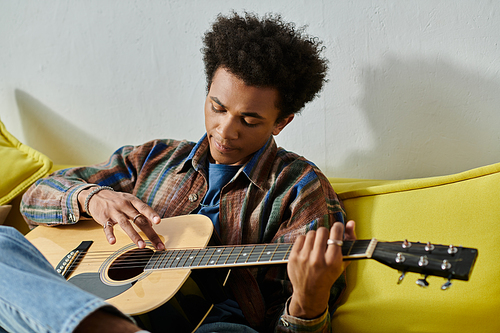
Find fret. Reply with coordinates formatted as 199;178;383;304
160;250;175;268
274;244;291;261
235;246;256;264
170;252;182;268
342;240;354;257
209;248;224;266
248;244;267;263
149;250;171;270
146;251;164;270
191;248;207;267
283;244;292;261
269;244;281;261
154;250;169;269
184;248;202;268
169;250;186;268
176;249;192;267
214;247;234;265
227;246;244;264
158;250;172;269
259;244;275;262
198;248;217;266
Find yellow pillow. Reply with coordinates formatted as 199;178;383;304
0;119;52;205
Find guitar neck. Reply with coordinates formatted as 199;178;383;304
145;239;378;271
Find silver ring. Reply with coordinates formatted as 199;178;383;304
327;239;343;246
104;220;115;229
132;213;143;224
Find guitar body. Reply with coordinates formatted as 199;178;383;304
26;215;215;318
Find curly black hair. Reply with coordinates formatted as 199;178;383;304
202;12;328;121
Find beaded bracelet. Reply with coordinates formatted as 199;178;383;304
84;186;114;217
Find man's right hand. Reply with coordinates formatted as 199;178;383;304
77;187;165;250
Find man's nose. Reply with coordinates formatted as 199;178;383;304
217;116;238;140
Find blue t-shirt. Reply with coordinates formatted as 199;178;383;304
195;162;240;234
194;162;245;324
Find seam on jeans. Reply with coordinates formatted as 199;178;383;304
61;298;111;333
0;294;51;333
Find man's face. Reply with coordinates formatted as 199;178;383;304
204;67;293;165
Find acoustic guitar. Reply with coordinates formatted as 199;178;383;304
25;215;478;332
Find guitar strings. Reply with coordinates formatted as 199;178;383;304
65;246;295;271
61;240;366;271
66;239;358;260
61;241;456;275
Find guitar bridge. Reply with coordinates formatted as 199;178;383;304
55;241;93;279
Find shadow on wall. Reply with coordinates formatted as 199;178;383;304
15;90;113;166
335;55;500;180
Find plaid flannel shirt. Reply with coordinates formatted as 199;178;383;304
21;134;346;332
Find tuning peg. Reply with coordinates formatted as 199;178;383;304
416;275;430;288
425;242;435;252
402;239;412;249
441;259;452;270
397;271;406;284
418;255;429;267
441;279;452;290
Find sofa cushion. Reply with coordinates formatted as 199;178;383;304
0;119;52;206
329;162;500;333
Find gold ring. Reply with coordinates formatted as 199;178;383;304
327;239;343;246
132;213;143;223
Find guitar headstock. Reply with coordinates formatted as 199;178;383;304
371;240;478;289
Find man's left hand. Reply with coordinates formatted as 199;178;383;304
287;220;356;319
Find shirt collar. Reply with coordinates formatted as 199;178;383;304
178;134;210;173
241;136;277;191
179;134;278;191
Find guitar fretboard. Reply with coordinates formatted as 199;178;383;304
145;239;377;271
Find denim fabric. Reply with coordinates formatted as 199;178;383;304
0;226;118;333
195;322;259;333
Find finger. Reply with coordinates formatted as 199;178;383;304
290;234;306;258
326;222;345;257
131;213;164;250
102;220;117;245
113;213;147;249
131;199;162;225
344;220;356;241
313;227;330;253
103;220;116;245
301;230;317;253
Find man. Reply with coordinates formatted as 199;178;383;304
3;12;355;333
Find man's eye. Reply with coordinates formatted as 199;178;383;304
212;105;225;113
242;119;258;128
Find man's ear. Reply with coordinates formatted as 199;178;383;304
272;114;294;135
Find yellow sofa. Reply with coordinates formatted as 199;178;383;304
1;119;498;332
329;165;499;333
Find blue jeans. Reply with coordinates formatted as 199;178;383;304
0;226;121;333
195;322;259;333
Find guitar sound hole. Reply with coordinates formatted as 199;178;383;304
108;248;154;281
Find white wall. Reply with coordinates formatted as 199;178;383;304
1;0;500;180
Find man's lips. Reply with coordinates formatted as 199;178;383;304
213;139;237;153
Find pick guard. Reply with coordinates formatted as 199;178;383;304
69;272;133;299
